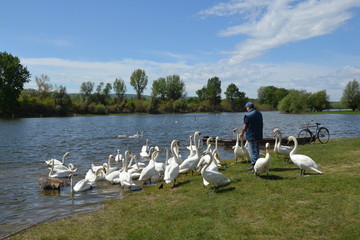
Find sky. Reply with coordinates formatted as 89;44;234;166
1;0;360;101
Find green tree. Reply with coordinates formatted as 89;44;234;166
113;77;127;103
196;87;207;101
130;69;148;100
258;86;289;108
35;74;52;99
151;77;167;100
165;75;186;100
0;52;31;114
103;83;112;105
80;81;94;104
341;79;360;111
53;85;71;115
278;90;309;113
95;82;105;104
225;83;247;111
206;77;222;106
308;90;330;112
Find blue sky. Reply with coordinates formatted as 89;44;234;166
1;0;360;101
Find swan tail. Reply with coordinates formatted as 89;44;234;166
310;167;323;174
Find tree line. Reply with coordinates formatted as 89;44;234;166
1;52;359;117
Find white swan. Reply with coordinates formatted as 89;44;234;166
128;131;144;138
127;154;142;180
154;147;166;178
45;152;70;166
254;143;270;178
48;159;76;178
139;147;160;184
287;136;323;175
85;165;106;181
140;139;151;157
106;151;131;184
232;128;249;163
115;149;123;163
273;128;293;160
72;168;105;192
159;140;180;189
186;135;196;158
201;151;231;192
179;131;202;175
119;152;137;188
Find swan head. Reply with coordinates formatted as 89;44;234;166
206;137;213;145
287;136;296;144
232;128;238;133
265;142;270;149
109;155;115;161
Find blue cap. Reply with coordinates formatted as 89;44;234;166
245;102;254;108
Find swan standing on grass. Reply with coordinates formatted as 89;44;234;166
232;128;249;163
273;128;293;161
201;151;231;193
159;140;180;189
179;131;202;175
254;143;270;179
48;159;77;178
45;152;70;166
139;147;160;184
287;136;323;175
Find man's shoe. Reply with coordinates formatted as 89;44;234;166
247;166;254;171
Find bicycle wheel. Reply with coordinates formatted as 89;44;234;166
298;129;312;144
317;127;330;144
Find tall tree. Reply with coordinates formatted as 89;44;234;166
151;77;167;100
307;90;330;112
225;83;247;111
35;74;52;99
165;75;186;100
0;52;31;114
258;86;289;108
80;81;94;104
130;69;148;100
53;85;71;116
341;79;360;111
206;77;222;106
102;83;112;105
113;77;127;103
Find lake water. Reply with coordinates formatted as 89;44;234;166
1;112;359;238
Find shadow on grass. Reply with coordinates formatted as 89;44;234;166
258;175;285;181
174;180;191;188
211;187;236;194
271;167;299;172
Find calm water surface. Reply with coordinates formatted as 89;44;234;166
0;112;359;238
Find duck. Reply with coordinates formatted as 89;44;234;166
287;136;323;175
200;151;231;192
254;143;271;179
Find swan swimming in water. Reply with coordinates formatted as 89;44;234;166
45;152;70;166
287;136;323;175
48;159;77;178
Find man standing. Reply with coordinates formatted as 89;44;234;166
239;102;263;172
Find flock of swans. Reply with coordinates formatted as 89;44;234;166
43;128;323;194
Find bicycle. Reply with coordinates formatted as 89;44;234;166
297;121;330;144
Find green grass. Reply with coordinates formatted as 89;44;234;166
13;138;360;240
307;110;360;115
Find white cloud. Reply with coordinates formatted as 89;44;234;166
199;0;360;64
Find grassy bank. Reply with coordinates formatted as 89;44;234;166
13;138;360;240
